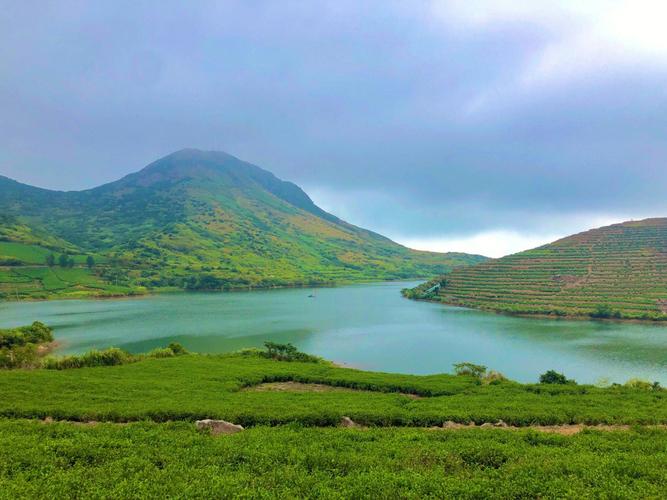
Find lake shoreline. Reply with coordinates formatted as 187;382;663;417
406;296;667;326
1;277;429;304
4;281;666;385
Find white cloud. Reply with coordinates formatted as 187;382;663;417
399;230;557;258
395;214;637;258
432;0;667;115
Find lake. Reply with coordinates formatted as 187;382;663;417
2;281;666;384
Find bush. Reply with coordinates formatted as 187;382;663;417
0;322;54;369
453;362;487;378
43;343;190;370
0;344;39;369
539;370;574;385
590;304;621;319
482;370;507;385
0;322;53;349
167;342;188;355
148;348;175;358
625;379;662;391
262;342;320;363
43;348;133;370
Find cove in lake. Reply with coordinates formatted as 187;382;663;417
2;281;666;384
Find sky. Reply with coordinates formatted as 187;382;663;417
1;1;666;257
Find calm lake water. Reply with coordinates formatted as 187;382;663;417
2;281;666;384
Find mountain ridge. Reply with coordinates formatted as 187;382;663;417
0;149;485;299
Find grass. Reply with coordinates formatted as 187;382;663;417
1;349;666;497
407;218;667;321
1;421;666;499
1;353;665;426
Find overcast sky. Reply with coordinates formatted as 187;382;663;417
2;1;666;257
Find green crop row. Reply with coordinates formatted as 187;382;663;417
1;421;666;498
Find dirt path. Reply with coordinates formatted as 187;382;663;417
34;416;667;435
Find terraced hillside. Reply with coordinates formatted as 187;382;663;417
406;218;667;320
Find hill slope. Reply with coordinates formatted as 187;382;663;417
0;149;484;299
406;218;667;320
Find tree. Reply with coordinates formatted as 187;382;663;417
58;254;69;268
539;370;573;385
453;362;487;378
86;255;95;269
46;254;55;267
67;257;75;268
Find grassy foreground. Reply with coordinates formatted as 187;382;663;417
1;352;667;497
1;421;666;498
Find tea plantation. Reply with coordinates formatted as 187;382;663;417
408;218;667;320
1;348;667;497
1;421;666;499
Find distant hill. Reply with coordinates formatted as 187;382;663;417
0;149;485;299
406;218;667;321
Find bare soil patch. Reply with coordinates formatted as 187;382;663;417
244;381;423;399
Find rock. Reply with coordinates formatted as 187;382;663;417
340;416;362;428
196;419;244;435
442;420;463;429
480;422;494;428
494;420;509;428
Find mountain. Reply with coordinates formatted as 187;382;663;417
406;218;667;321
0;149;485;299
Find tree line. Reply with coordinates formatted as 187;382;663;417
45;253;95;269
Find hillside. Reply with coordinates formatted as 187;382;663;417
0;149;484;299
406;218;667;320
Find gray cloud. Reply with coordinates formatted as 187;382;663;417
1;1;666;248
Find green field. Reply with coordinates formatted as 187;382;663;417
0;350;666;497
0;266;140;300
1;353;665;426
1;421;665;498
407;218;667;320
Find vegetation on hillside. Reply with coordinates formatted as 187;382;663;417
0;322;54;369
0;150;484;300
406;218;667;320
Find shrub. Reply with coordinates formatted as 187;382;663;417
43;342;190;370
148;348;175;358
453;362;487;378
590;304;621;319
262;342;320;363
625;378;662;391
43;348;133;370
0;344;39;369
0;257;23;266
0;322;53;349
167;342;188;355
0;322;54;369
482;370;507;385
539;370;574;385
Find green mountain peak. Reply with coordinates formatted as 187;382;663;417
0;150;485;299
